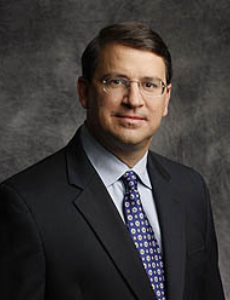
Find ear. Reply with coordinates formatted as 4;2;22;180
77;76;89;109
163;84;172;116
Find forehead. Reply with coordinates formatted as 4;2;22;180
94;43;166;80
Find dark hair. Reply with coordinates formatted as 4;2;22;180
81;22;172;84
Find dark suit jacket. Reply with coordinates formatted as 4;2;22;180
0;129;225;300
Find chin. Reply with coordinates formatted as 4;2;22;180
112;131;151;148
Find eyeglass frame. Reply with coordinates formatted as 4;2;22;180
102;77;168;98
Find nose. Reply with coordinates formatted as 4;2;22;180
123;82;144;108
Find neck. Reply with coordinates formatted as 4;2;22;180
85;124;150;168
104;143;148;168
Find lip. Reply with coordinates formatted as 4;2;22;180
115;114;146;121
113;114;147;127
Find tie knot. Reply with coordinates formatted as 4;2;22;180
121;171;138;191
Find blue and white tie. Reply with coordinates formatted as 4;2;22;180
121;171;166;300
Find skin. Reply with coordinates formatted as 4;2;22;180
78;43;171;168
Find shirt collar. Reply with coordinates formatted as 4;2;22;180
80;124;152;189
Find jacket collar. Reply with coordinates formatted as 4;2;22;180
147;153;186;300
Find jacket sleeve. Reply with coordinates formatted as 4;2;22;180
0;183;45;300
201;176;226;299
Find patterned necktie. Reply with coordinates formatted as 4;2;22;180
121;171;166;300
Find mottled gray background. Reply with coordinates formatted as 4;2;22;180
0;0;229;297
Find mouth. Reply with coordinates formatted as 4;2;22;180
113;114;147;126
115;114;146;121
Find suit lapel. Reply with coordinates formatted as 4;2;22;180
65;130;156;300
147;154;186;300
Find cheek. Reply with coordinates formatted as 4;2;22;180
148;102;165;117
88;97;112;124
87;92;104;116
98;95;119;114
146;103;167;128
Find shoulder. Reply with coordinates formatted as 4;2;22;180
148;151;211;231
1;147;66;186
149;150;202;174
148;150;207;193
0;129;83;194
0;147;70;205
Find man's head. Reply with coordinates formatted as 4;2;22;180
81;22;172;85
78;22;172;166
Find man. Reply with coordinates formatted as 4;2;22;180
0;22;225;300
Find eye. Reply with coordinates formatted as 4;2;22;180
143;81;159;89
108;79;124;88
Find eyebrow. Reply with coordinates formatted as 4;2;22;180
100;73;128;80
141;76;163;82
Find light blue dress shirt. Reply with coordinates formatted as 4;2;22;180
80;125;162;247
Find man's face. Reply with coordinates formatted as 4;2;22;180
78;43;171;156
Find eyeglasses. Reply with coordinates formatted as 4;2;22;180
102;77;168;97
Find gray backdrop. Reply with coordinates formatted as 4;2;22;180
0;0;229;297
